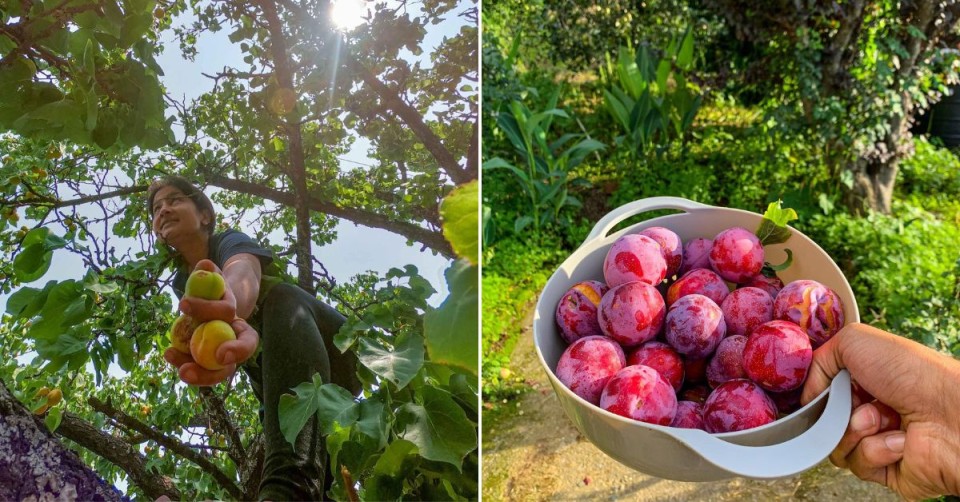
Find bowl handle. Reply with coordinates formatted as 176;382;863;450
584;196;711;245
670;370;852;479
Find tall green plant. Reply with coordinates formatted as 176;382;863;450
483;92;605;235
601;29;702;161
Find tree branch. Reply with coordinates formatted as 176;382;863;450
57;411;181;500
199;387;245;466
348;56;472;185
88;396;244;500
205;174;454;257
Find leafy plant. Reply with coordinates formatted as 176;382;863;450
600;29;703;162
483;92;605;235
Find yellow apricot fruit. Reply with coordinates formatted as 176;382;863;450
47;388;62;406
168;314;197;354
185;269;226;300
190;320;236;370
34;386;50;398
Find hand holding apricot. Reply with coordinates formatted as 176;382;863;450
190;320;238;371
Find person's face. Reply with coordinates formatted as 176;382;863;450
151;185;210;247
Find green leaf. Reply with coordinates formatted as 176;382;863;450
116;336;136;372
13;243;53;283
278;373;324;446
355;396;389;449
423;260;478;375
756;200;799;245
677;28;694;70
396;386;476;470
439;180;478;265
45;406;63;433
365;439;419;500
315;384;360;435
5;286;43;318
83;281;119;294
357;333;425;389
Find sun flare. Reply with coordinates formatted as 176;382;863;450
331;0;368;31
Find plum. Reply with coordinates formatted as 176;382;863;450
627;341;684;392
721;287;774;337
603;234;668;288
555;280;609;343
679;238;712;276
664;294;726;359
702;379;778;433
740;274;784;299
598;282;666;347
600;365;678;426
640;226;683;279
666;268;730;307
671;400;704;429
706;335;748;388
742;320;813;392
709;227;764;283
556;336;626;405
773;280;845;347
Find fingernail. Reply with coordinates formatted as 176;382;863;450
850;406;876;432
182;369;195;381
180;301;192;315
884;433;905;453
221;352;235;365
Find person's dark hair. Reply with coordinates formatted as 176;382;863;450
147;176;217;236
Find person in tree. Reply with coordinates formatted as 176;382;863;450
148;175;360;501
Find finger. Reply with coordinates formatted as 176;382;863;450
164;348;194;368
830;402;881;469
871;400;902;432
194;259;220;273
801;326;848;405
180;295;237;323
846;430;905;486
178;361;237;387
216;320;259;366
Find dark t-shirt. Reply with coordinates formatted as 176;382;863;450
172;230;282;308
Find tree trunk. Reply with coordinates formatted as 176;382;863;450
0;379;125;501
846;158;899;214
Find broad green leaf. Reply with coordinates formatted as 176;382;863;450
5;286;43;318
355;396;389;449
116;336;136;372
423;260;478;375
448;373;479;415
756;200;799;245
315;384;360;435
278;373;324;446
62;295;94;326
364;439;419;501
326;423;351;471
439;180;478;265
45;406;63;433
83;281;119;294
13;243;53;283
396;386;476;470
357;333;425;389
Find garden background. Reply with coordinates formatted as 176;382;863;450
481;1;960;499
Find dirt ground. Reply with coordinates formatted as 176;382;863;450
481;304;900;501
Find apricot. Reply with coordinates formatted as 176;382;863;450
168;314;197;354
185;269;226;300
190;320;236;370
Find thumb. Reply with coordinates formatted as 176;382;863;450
801;323;853;405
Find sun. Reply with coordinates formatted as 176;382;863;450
331;0;368;31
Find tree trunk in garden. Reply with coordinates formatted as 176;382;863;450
0;379;125;501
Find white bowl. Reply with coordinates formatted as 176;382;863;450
533;197;857;481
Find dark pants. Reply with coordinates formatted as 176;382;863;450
242;283;361;501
